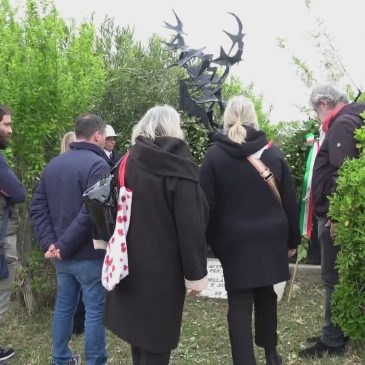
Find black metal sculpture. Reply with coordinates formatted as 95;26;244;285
164;10;245;131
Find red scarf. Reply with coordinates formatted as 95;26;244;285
321;104;346;133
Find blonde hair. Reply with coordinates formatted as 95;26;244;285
131;105;184;144
223;96;259;144
60;131;76;154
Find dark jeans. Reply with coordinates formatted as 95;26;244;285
131;347;171;365
318;217;346;347
227;286;278;365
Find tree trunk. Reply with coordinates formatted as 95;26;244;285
17;205;37;313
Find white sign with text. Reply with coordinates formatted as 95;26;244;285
200;258;286;302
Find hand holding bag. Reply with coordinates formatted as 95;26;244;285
102;153;132;291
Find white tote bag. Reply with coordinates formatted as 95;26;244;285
102;153;132;291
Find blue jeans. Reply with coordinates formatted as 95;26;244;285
52;259;107;365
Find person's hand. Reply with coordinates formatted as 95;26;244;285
44;244;56;259
0;189;9;197
55;248;62;260
325;219;334;238
44;244;62;260
288;249;296;258
186;289;201;297
329;222;335;238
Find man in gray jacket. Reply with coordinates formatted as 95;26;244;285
0;105;26;362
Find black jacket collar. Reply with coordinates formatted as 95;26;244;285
130;136;199;181
329;103;365;129
213;128;268;158
69;141;106;159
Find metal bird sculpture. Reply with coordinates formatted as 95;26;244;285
164;10;245;131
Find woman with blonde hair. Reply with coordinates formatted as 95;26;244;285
104;105;208;365
60;131;76;153
200;96;300;365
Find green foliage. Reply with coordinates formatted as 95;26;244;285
273;119;320;263
0;0;105;189
328;122;365;339
16;247;56;308
297;240;309;263
181;114;209;165
95;19;184;149
274;119;320;196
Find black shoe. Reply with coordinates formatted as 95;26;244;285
299;340;346;358
265;351;282;365
306;335;321;344
67;355;81;365
306;335;349;344
0;347;15;361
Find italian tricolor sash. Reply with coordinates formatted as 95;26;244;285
299;133;320;239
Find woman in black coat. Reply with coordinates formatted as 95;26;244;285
104;105;208;365
200;96;300;365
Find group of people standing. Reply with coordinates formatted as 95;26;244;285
0;83;362;365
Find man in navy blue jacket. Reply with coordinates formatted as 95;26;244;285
0;105;26;363
30;114;110;365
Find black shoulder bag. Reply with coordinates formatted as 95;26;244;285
83;155;125;242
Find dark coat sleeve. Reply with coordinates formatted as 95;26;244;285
199;155;216;243
0;153;26;204
29;175;57;252
56;160;110;258
327;117;360;194
278;156;300;249
173;178;208;281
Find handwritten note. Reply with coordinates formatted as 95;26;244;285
200;258;227;299
200;258;287;302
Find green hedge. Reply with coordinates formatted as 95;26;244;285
329;123;365;339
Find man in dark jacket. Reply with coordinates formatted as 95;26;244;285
30;114;109;365
300;84;365;358
0;105;26;363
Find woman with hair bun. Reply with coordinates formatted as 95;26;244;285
200;96;300;365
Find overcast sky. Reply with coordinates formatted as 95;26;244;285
15;0;365;122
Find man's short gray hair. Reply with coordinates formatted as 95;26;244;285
310;84;348;108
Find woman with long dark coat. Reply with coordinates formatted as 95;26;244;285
104;105;208;365
200;96;300;365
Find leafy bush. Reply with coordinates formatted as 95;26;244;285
1;0;105;189
95;20;183;149
181;114;209;165
1;0;105;310
328;123;365;339
16;247;56;308
274;119;320;196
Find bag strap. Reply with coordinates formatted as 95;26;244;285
246;155;282;205
118;153;130;188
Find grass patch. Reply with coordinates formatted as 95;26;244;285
3;279;365;364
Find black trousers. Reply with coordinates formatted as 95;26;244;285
227;286;278;365
317;217;346;347
131;346;171;365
